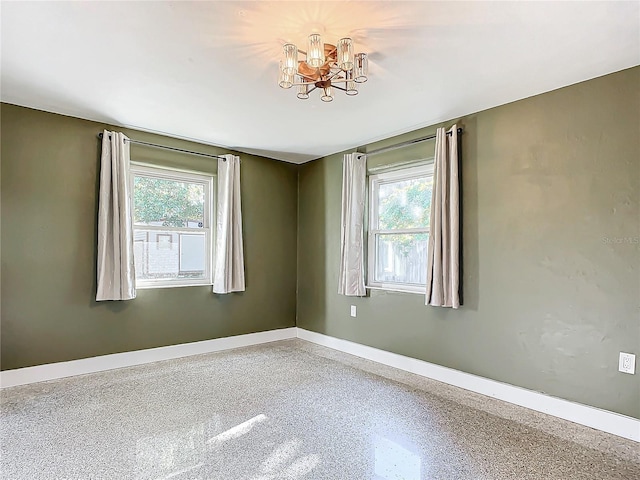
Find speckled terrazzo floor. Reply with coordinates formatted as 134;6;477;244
1;339;638;479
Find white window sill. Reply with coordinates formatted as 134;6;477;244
136;282;213;290
366;285;424;295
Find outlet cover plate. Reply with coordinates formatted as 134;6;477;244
350;305;357;317
619;352;636;374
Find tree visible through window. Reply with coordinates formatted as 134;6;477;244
134;176;205;228
368;164;433;292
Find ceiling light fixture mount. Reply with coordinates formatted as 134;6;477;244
278;34;368;102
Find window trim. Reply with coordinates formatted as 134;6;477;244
130;164;215;289
367;163;434;294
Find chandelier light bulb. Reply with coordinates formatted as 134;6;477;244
297;80;309;100
278;61;294;89
337;38;353;71
344;71;358;96
354;53;368;83
282;44;298;76
307;34;324;68
321;86;333;102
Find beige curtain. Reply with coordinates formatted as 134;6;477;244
338;152;367;296
213;154;245;294
96;130;136;301
426;125;460;308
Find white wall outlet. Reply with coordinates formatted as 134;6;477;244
619;352;636;374
350;305;357;317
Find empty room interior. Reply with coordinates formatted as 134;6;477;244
1;2;639;479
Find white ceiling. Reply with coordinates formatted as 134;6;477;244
2;1;638;163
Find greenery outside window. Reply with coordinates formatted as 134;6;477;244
368;163;434;293
131;164;214;288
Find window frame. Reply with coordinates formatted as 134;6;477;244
130;163;215;289
367;163;434;294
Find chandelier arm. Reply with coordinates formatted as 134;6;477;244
331;85;348;93
291;80;316;86
326;78;350;84
324;70;344;82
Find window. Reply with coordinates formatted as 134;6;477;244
368;163;434;293
131;164;214;288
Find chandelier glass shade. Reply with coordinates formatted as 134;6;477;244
278;34;368;102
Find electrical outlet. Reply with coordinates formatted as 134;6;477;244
350;305;357;317
619;352;636;374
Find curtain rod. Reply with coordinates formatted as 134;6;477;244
97;133;228;160
365;127;463;157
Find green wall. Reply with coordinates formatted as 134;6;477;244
297;67;640;418
1;104;298;370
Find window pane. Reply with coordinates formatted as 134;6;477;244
377;176;432;230
375;233;428;285
134;229;207;281
134;176;205;228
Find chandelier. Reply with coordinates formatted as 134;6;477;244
277;34;368;102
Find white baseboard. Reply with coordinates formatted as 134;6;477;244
296;328;640;442
3;326;637;442
0;327;297;389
